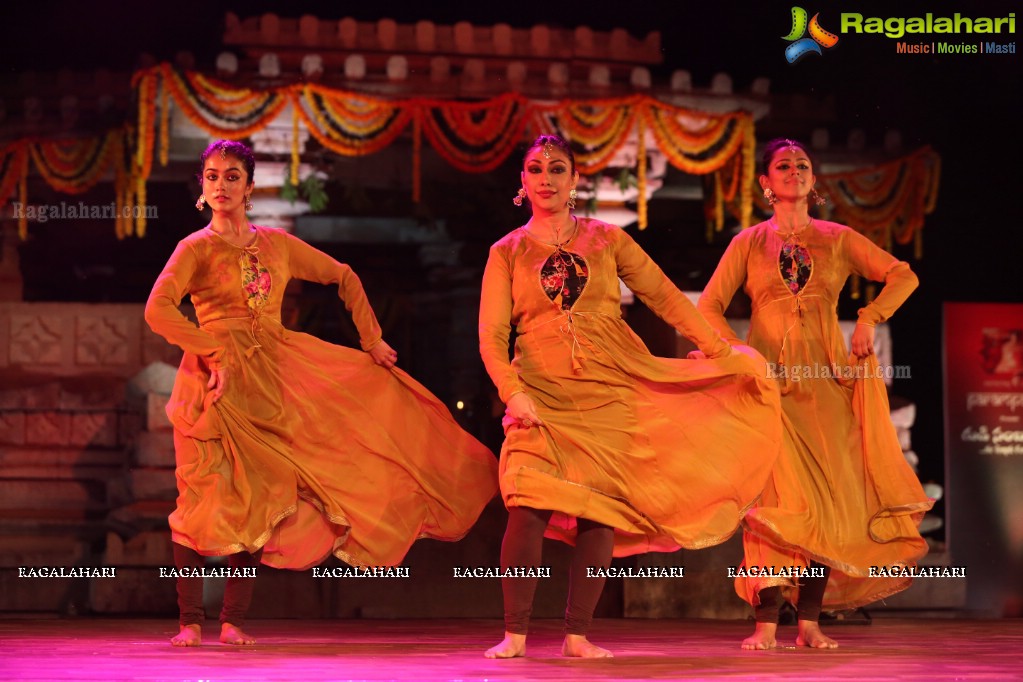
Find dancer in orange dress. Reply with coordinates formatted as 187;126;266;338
698;138;933;649
479;135;782;659
146;140;497;647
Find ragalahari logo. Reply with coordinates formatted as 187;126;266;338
783;7;839;63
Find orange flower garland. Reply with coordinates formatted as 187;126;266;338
412;113;422;204
745;146;939;259
122;63;760;227
636;114;648;230
29;132;120;195
296;85;412;156
0;142;29;216
418;94;528;173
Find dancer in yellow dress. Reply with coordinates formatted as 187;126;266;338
146;140;497;647
698;137;932;649
479;135;782;658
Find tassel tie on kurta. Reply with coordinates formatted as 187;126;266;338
243;316;264;358
522;311;614;374
200;315;267;359
764;292;822;395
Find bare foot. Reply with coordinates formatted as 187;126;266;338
796;620;838;649
741;622;778;650
170;624;201;647
484;632;526;659
220;622;256;646
562;634;613;658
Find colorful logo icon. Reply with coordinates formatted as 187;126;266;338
783;7;839;63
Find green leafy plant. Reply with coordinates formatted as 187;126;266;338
615;168;638;193
280;174;329;213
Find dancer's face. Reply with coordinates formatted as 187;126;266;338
202;154;254;213
761;146;815;202
521;146;578;214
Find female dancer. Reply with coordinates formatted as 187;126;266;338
698;138;932;649
479;135;782;658
146;140;497;646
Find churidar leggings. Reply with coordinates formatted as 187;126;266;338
754;562;832;623
173;542;262;627
500;506;615;635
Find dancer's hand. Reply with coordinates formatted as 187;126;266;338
507;392;543;429
851;323;875;357
207;366;227;403
370;340;399;368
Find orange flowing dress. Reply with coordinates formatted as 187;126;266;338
698;219;933;610
478;218;782;556
145;226;498;570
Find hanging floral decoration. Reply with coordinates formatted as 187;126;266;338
0;142;29;238
0;129;137;239
748;146;940;259
297;85;412;156
815;146;940;259
29;133;122;195
0;62;943;247
533;98;639;174
127;65;756;231
153;65;290;139
2;63;766;237
0;142;29;213
418;93;528;173
644;102;755;232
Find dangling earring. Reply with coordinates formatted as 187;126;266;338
763;187;777;206
811;188;827;206
512;187;526;206
245;194;254;211
195;194;206;211
567;188;577;211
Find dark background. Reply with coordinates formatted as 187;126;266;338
2;0;1020;612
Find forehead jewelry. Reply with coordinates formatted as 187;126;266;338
219;146;228;160
784;139;799;154
542;140;554;159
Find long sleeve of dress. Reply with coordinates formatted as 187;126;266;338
478;245;526;404
696;233;750;345
843;229;919;326
284;232;383;351
144;240;226;368
616;230;732;358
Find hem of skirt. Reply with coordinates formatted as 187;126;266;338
305;487;484;568
744;575;915;612
868;499;936;543
740;515;928;609
743;509;929;581
171;503;298;557
506;466;760;551
297;488;352;529
823;577;915;612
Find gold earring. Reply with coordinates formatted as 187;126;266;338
512;188;526;206
811;188;827;206
195;194;206;211
763;187;777;205
245;194;254;211
567;188;577;211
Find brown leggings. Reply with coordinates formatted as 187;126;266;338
755;562;832;623
500;507;615;636
172;542;262;627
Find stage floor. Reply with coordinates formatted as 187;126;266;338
1;617;1020;680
